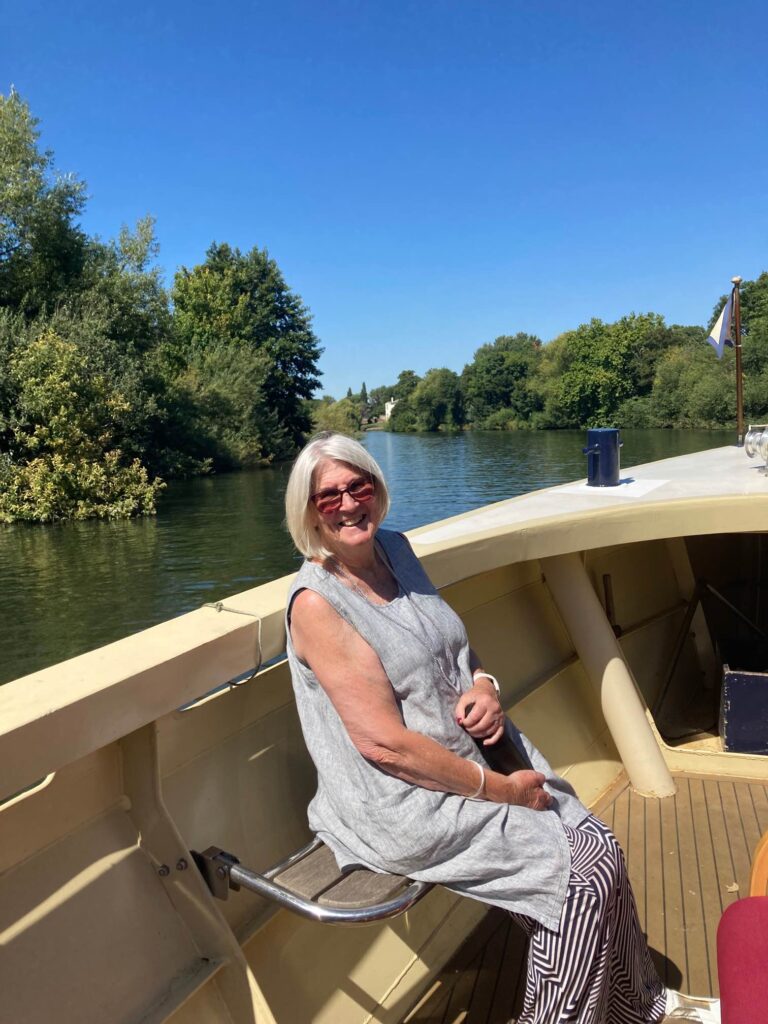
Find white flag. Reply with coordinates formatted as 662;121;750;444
706;293;734;359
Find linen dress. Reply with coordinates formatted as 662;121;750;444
286;528;589;931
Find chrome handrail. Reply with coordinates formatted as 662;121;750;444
192;843;433;925
261;835;324;880
230;862;432;924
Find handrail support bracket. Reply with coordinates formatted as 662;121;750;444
192;846;241;900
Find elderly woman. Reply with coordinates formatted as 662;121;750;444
284;432;719;1024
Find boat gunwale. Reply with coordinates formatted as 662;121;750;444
3;446;767;800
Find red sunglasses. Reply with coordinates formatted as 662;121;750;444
311;476;376;515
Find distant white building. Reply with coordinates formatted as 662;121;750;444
383;397;398;421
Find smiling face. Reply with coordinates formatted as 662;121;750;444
310;459;381;561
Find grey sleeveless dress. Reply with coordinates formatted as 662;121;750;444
286;529;589;930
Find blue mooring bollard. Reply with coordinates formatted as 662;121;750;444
583;428;622;487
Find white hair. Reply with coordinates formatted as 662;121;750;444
285;432;391;560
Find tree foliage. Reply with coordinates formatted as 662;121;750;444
171;243;322;466
0;330;163;522
393;369;420;400
539;317;639;427
380;296;768;435
390;367;464;432
0;92;324;522
312;397;362;435
462;333;542;426
366;384;393;419
4;91;768;521
0;91;88;315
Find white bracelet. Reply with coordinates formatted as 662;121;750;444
473;671;501;699
466;759;486;800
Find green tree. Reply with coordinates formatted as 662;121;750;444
70;220;199;477
82;216;171;355
0;330;163;522
171;242;322;464
0;93;194;484
539;319;627;426
649;340;733;427
621;313;677;398
393;369;420;400
734;275;768;417
407;367;465;431
177;340;291;467
706;273;768;422
367;383;394;420
386;370;422;429
0;308;24;452
9;217;199;480
0;91;88;315
388;399;417;432
312;397;361;435
462;333;542;425
710;273;768;335
539;314;675;428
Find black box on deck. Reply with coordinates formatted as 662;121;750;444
720;653;768;754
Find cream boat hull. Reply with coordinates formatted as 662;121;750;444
1;445;766;1023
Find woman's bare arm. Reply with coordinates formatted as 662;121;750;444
290;589;551;809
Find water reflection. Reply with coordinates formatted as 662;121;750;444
0;429;732;684
0;464;300;684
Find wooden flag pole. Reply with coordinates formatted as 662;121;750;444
732;275;745;446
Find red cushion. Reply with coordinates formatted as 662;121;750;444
717;896;768;1024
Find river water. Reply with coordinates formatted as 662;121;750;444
0;428;733;685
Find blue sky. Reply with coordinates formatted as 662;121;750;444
3;1;767;398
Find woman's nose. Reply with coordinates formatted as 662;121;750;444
339;489;358;509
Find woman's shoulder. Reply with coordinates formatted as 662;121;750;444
289;560;358;619
288;561;329;616
288;576;353;650
289;556;329;594
291;586;336;624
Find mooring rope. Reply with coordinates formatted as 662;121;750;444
203;601;263;684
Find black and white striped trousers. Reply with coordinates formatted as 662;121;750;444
509;815;666;1023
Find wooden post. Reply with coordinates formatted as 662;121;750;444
733;276;745;446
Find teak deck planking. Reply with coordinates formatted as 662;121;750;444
405;772;768;1024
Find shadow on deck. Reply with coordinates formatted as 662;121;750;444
404;772;768;1024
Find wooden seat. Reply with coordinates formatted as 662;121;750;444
193;837;433;923
272;841;422;909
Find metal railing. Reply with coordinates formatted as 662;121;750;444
193;837;433;925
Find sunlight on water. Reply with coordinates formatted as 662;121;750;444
0;429;732;684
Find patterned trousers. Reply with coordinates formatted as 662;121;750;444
509;815;666;1023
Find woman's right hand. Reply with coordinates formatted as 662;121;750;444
494;769;553;810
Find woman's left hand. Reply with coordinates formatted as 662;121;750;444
455;683;505;745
